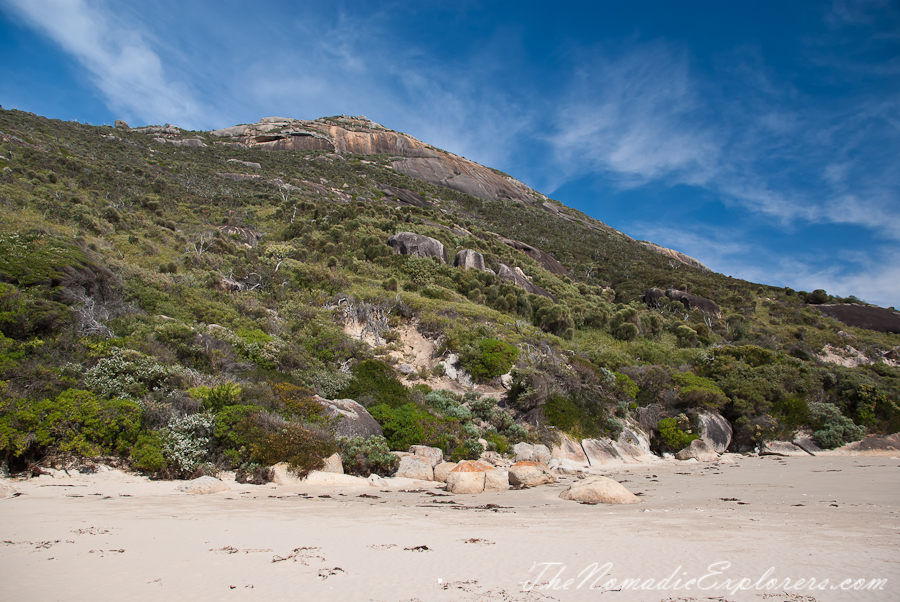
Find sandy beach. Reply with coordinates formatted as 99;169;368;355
1;455;898;602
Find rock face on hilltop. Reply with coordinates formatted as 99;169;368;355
640;241;711;272
210;116;541;204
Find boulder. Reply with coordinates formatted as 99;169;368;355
483;469;509;492
446;460;493;494
454;249;487;271
513;442;535;463
641;288;667;307
551;433;588;465
409;445;444;467
760;441;812;457
675;439;719;462
832;433;900;455
177;476;229;494
433;462;458;483
699;412;733;454
314;396;383;438
322;453;344;474
615;424;656;462
792;434;823;455
395;455;434;480
270;463;301;485
387;232;448;263
497;264;555;300
665;289;721;316
397;363;416;375
114;119;129;129
582;439;624;466
508;461;555;488
438;354;474;387
559;476;640;505
479;451;506;466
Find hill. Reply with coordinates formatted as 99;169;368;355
0;108;897;478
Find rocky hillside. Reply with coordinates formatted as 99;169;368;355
0;108;897;480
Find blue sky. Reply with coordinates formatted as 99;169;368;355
2;1;898;307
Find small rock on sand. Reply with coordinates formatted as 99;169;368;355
508;461;555;488
675;439;719;462
177;476;229;494
559;476;640;504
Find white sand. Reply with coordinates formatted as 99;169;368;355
1;455;898;602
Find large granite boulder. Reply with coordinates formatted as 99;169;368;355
433;462;458;483
387;232;448;263
760;441;811;457
483;468;510;492
512;442;552;464
675;439;719;462
314;396;382;438
792;431;824;455
454;249;487;271
409;445;444;467
699;412;733;454
446;460;494;494
582;439;624;466
114;119;129;129
177;476;229;494
665;289;721;316
616;424;655;462
551;433;589;466
559;476;640;505
508;461;555;488
395;455;434;480
641;288;667;307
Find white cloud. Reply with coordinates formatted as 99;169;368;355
546;43;722;189
2;0;201;125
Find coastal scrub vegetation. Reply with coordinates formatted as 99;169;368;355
0;109;897;478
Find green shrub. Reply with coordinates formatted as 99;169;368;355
247;421;335;477
542;393;617;439
484;431;509;454
0;389;142;459
672;372;728;409
161;413;215;476
368;402;459;451
337;360;411;408
338;435;399;476
808;402;865;448
190;382;243;413
450;438;484;462
460;338;519;380
656;417;698;451
131;432;168;472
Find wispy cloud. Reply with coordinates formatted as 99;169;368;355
636;223;900;308
546;32;900;243
1;0;201;126
546;43;722;189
